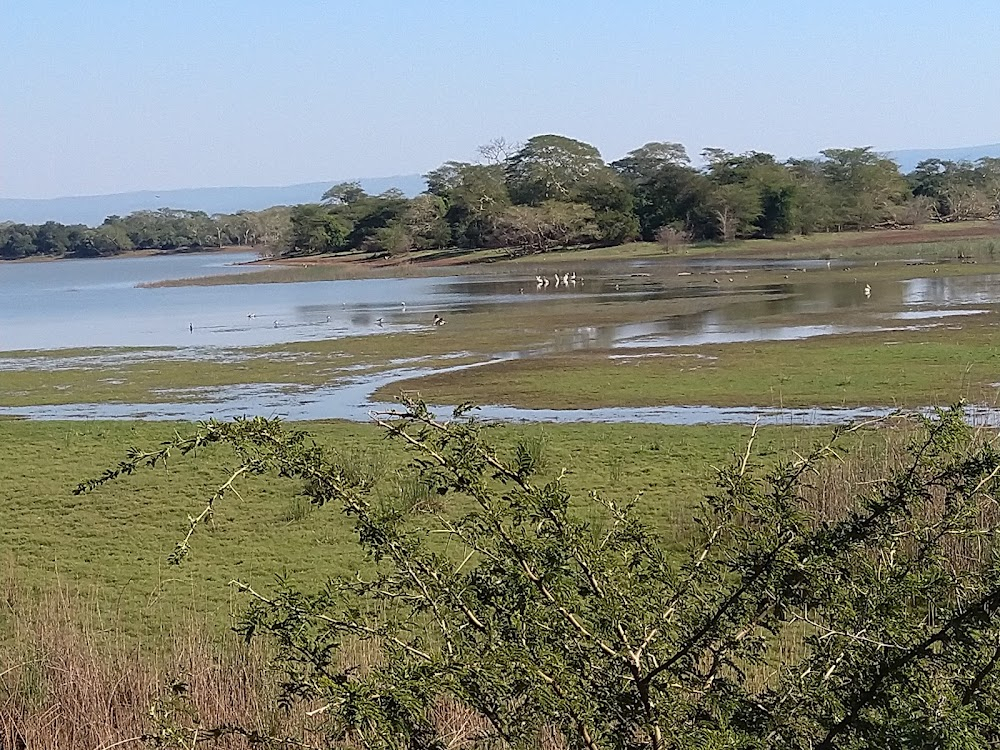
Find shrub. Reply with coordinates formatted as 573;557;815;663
78;401;1000;749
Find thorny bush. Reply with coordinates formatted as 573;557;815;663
78;400;1000;750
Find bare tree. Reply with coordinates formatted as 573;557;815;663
477;136;519;165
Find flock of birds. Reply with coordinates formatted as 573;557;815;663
535;271;579;289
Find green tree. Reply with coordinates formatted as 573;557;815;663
707;183;761;241
288;204;350;255
0;225;37;259
401;194;450;250
79;402;1000;749
506;135;610;205
573;174;640;245
820;147;908;229
786;158;837;234
611;141;690;183
34;221;73;255
322;181;368;206
494;201;598;255
428;162;510;248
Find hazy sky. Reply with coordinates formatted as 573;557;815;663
2;0;998;198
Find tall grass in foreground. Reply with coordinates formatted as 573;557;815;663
0;576;554;748
0;575;317;749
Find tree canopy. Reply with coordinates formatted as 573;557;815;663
6;134;1000;262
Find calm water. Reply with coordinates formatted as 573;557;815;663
3;252;997;353
2;252;998;423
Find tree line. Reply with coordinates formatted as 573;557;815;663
292;135;1000;257
5;134;1000;261
0;206;291;260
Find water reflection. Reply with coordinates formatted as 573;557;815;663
5;251;996;354
904;275;1000;306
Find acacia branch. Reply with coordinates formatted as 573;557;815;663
817;587;1000;750
642;533;794;689
233;582;433;662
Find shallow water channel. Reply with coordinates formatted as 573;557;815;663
2;252;998;424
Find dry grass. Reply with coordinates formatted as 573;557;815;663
0;574;575;749
0;574;320;749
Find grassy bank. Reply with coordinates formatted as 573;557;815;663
0;418;821;633
379;324;1000;410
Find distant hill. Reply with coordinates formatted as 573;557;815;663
0;175;427;226
887;144;1000;173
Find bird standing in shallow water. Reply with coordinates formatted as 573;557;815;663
433;314;446;327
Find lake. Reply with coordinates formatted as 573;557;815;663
2;252;997;423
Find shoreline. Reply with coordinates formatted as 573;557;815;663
6;221;1000;277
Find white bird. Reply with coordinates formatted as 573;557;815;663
273;320;278;328
433;314;446;327
376;317;384;327
553;274;560;288
864;284;872;298
570;272;577;282
562;273;569;286
535;275;544;285
401;302;406;311
543;277;549;287
247;312;255;318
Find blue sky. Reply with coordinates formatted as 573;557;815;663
2;0;998;198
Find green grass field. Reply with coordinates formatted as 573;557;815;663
0;418;823;635
380;325;1000;409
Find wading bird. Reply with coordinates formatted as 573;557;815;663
433;314;446;327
